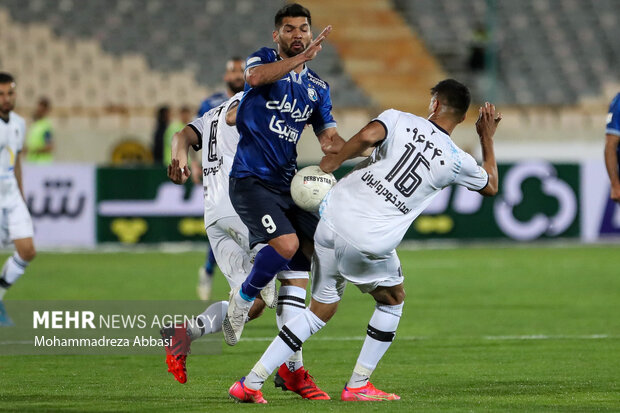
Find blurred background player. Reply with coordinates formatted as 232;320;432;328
229;80;501;403
163;93;275;384
223;3;344;400
24;96;53;164
195;57;246;301
197;57;245;117
604;92;620;203
0;73;37;326
151;105;171;165
164;105;193;166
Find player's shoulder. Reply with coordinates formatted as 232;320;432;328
9;112;26;132
9;111;25;125
610;92;620;110
377;108;427;126
247;47;278;65
306;68;329;91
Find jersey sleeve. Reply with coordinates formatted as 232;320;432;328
453;149;489;191
310;84;337;135
372;109;400;141
244;48;277;77
606;94;620;137
188;112;206;151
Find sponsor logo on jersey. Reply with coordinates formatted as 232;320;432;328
265;94;313;122
307;73;327;89
268;117;300;143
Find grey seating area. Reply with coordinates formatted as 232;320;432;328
393;0;620;105
4;0;370;108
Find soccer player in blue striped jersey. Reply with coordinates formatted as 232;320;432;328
224;3;344;401
605;92;620;202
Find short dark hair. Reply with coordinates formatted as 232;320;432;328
275;3;311;28
0;72;15;85
430;79;471;119
38;97;51;108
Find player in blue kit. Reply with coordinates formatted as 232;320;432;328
223;3;344;401
604;92;620;203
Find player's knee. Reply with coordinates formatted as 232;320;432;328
393;288;406;304
271;236;299;259
18;245;36;262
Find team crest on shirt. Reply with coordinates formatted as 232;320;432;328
308;87;318;102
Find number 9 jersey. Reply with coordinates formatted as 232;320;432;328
320;109;489;256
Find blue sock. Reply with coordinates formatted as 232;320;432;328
205;247;217;275
241;246;290;299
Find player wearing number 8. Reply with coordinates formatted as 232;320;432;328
229;79;502;402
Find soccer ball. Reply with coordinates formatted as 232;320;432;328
290;166;337;212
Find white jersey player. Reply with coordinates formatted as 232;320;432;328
163;91;308;386
0;73;37;327
229;80;501;403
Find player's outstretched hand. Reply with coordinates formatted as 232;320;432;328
167;159;190;185
475;102;502;140
320;153;341;174
303;25;332;62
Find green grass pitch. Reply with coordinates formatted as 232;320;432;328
1;245;619;411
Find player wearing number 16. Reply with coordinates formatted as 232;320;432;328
229;79;501;402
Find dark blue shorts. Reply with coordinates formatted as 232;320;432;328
229;176;320;248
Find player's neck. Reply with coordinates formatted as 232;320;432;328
427;115;456;136
0;112;9;123
278;50;304;74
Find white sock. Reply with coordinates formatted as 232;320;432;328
347;302;403;389
186;301;228;341
276;284;307;372
245;308;325;390
0;252;29;299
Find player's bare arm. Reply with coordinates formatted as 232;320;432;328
320;121;386;173
189;150;201;185
604;133;620;202
475;102;501;196
167;126;199;185
225;101;239;126
245;25;332;87
317;127;345;155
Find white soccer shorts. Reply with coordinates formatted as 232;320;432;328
311;220;403;304
206;215;255;289
0;197;34;246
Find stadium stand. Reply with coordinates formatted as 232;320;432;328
0;1;617;163
303;0;445;115
392;0;620;105
0;0;370;110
